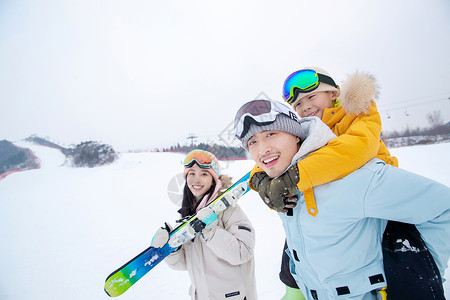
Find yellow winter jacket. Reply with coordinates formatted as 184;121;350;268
249;72;398;216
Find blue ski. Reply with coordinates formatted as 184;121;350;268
104;172;251;297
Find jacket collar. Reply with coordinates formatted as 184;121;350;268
291;116;337;164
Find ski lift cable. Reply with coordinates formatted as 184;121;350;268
379;98;449;113
379;92;450;109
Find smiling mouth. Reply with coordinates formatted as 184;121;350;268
191;185;203;191
262;155;279;165
306;110;318;117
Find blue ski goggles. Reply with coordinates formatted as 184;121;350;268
234;99;299;140
282;69;338;104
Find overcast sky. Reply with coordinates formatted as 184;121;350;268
1;0;449;151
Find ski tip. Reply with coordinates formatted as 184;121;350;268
104;279;128;297
104;288;113;297
104;286;123;297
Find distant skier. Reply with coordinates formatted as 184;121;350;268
151;149;257;300
234;98;450;300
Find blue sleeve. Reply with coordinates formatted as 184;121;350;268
363;161;450;277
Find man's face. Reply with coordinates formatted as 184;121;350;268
247;130;300;178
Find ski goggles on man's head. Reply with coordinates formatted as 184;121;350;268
234;99;299;140
183;149;220;175
282;69;338;104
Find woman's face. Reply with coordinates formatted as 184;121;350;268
186;164;214;200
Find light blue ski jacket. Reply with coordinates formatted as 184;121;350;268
278;117;450;300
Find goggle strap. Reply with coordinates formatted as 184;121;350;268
184;158;220;177
184;159;212;169
317;73;338;89
239;116;281;139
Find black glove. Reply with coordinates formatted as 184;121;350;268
251;165;300;212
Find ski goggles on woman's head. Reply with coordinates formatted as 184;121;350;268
234;99;299;140
183;149;220;175
282;69;338;103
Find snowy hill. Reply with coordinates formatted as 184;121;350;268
0;142;449;299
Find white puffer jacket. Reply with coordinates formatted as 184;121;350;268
165;184;257;300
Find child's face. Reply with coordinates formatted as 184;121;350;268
291;91;338;119
247;130;300;178
186;164;214;200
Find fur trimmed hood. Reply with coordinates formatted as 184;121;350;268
219;175;233;192
195;174;233;212
291;116;337;163
338;72;379;115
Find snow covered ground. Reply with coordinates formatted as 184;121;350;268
0;141;449;300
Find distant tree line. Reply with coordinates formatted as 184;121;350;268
27;136;119;168
383;111;450;147
25;135;70;155
159;142;247;159
383;111;450;139
159;111;450;153
65;141;119;168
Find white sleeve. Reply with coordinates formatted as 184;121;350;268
201;205;255;266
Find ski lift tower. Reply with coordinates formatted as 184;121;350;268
187;133;197;147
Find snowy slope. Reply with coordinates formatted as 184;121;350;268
0;142;449;300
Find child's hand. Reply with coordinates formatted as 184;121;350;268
281;194;299;213
251;165;300;212
251;171;283;209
